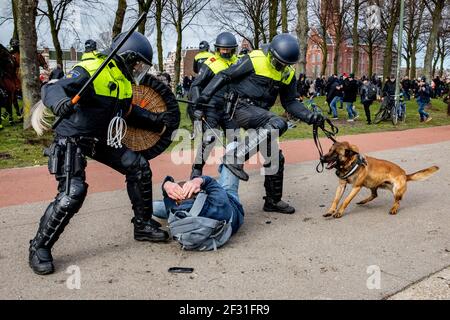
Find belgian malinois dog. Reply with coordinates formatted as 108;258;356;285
321;141;439;218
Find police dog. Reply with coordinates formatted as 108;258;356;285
321;141;439;218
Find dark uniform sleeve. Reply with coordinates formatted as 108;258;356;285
193;58;199;74
189;64;215;102
280;77;314;124
42;66;91;114
200;55;254;101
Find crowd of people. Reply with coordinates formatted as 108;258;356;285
296;73;450;124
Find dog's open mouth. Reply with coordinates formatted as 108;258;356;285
325;160;337;170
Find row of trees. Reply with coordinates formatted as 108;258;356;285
1;0;449;128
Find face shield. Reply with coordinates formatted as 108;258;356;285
131;60;152;84
269;53;288;71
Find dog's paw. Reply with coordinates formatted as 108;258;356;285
323;210;335;217
389;209;398;215
332;211;344;218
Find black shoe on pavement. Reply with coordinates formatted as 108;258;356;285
132;218;169;242
263;197;296;214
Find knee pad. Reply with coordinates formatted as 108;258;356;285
55;177;88;213
266;117;288;136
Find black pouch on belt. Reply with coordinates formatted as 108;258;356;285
44;142;61;175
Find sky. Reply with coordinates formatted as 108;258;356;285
0;0;219;62
0;0;448;70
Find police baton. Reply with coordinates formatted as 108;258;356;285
52;12;147;129
176;99;214;108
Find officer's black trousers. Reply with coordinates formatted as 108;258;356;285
232;103;288;202
192;108;239;174
31;137;154;250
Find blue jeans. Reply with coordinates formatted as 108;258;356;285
329;96;340;117
152;164;240;219
346;102;357;119
417;101;429;120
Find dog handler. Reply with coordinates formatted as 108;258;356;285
194;34;325;214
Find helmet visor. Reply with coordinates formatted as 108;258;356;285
270;54;288;71
131;60;151;84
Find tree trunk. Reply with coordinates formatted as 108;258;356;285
352;0;360;76
404;54;410;78
156;0;164;72
410;41;417;79
296;0;309;74
333;36;341;75
432;50;440;78
383;25;396;79
45;0;63;67
17;0;41;129
423;0;445;80
112;0;127;38
174;20;182;90
321;43;328;76
368;43;373;79
138;0;153;34
281;0;288;33
269;0;279;41
439;51;444;77
11;0;19;40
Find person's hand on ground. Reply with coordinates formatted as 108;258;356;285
164;181;185;201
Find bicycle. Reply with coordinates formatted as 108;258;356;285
374;94;405;125
304;95;324;115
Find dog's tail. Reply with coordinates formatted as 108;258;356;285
406;166;439;182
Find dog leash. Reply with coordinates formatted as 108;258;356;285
313;118;339;173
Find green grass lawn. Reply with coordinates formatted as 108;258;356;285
1;97;449;170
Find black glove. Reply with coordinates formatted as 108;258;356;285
53;97;75;117
128;104;165;132
308;112;325;127
160;111;179;130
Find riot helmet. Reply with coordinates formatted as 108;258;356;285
199;40;209;52
85;39;97;53
111;31;153;84
268;34;300;71
214;32;238;59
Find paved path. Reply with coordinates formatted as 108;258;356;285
0;127;449;299
1;125;450;208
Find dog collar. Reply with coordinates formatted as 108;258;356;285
336;154;367;179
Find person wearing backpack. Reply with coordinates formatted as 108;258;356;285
152;162;244;250
360;79;376;124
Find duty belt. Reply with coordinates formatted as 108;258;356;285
236;97;262;108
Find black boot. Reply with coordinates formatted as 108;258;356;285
222;127;271;181
29;243;54;275
125;153;169;242
263;197;295;214
263;150;295;214
132;217;169;242
29;171;88;275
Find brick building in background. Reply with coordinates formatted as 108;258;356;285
305;28;388;79
305;0;393;79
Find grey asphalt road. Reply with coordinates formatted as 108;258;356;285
1;141;449;300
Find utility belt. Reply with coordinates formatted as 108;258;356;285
224;92;263;118
44;136;98;189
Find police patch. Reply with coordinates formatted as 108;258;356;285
65;70;80;79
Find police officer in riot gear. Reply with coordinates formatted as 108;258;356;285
194;34;325;214
81;39;97;61
29;31;177;275
193;40;214;74
189;32;240;178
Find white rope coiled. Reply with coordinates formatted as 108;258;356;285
107;116;127;148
